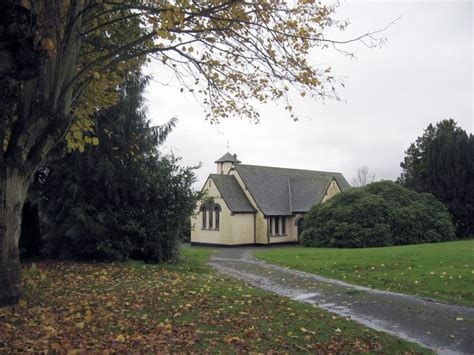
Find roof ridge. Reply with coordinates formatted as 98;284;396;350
237;163;342;175
289;176;333;180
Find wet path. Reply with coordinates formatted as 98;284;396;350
208;248;474;354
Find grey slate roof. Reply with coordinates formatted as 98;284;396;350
289;177;332;213
214;152;242;163
209;174;256;213
234;164;350;216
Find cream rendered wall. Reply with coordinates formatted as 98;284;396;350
269;235;296;243
217;162;234;174
191;177;232;244
190;176;255;245
321;179;341;203
230;214;255;244
254;211;268;244
268;216;298;244
287;216;298;241
229;170;269;244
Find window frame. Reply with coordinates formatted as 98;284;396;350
274;216;280;235
200;202;220;231
200;205;207;229
270;216;287;237
208;204;213;229
214;204;221;230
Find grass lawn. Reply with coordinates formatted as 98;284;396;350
255;240;474;307
0;248;429;353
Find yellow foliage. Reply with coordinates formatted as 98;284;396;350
66;118;95;153
57;0;347;151
63;8;145;153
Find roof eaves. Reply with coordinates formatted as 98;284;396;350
265;213;295;216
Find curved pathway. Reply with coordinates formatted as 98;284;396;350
208;248;474;354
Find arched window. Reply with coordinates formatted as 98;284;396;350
200;205;207;229
208;203;213;229
214;204;221;230
200;201;220;230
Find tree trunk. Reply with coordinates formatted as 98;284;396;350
0;166;30;306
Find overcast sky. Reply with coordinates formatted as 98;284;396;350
145;0;473;188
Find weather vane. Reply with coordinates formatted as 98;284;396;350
226;140;230;152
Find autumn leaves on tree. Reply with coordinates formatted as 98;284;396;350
0;0;385;306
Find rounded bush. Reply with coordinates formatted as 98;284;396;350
300;181;456;248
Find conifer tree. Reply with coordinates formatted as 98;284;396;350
399;119;474;237
41;71;198;262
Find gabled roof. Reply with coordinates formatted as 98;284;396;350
214;152;242;163
289;177;334;213
234;164;350;216
209;174;256;213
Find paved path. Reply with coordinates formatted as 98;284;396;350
208;248;474;354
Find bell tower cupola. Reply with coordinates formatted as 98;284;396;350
215;152;241;174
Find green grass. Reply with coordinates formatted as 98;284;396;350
255;240;474;306
0;247;430;353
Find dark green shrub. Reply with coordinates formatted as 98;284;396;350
42;155;197;263
300;181;456;248
41;73;198;263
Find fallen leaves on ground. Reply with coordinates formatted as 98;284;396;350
0;257;428;353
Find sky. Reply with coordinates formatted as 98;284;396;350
144;0;473;188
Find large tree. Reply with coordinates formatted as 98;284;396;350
0;0;385;305
41;71;197;263
399;119;474;237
